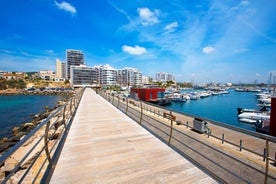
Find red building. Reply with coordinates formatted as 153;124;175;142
130;87;166;101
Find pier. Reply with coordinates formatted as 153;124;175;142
49;88;216;183
1;87;276;183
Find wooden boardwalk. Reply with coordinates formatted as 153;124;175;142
50;88;216;183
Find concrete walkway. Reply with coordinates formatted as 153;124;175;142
50;88;216;183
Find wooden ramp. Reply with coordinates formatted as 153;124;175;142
50;88;216;183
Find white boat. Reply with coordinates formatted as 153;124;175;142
239;118;259;124
238;112;270;121
189;92;200;100
170;93;187;102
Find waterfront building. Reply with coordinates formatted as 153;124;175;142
130;87;165;101
39;70;55;81
155;72;175;82
66;49;84;79
70;65;97;87
56;58;66;79
117;67;142;87
94;65;117;86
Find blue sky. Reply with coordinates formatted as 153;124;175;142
0;0;276;83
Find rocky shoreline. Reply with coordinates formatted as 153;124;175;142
0;101;65;156
0;89;74;96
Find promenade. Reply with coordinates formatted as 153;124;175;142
50;88;216;183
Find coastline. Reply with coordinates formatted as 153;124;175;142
0;90;75;155
0;89;74;96
0;99;67;155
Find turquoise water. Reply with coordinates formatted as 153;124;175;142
0;95;68;139
166;90;260;131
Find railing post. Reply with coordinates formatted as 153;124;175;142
44;120;52;166
112;95;114;104
240;140;243;152
126;98;129;114
186;121;188;129
62;105;66;128
263;148;266;162
70;98;73;116
264;140;269;184
117;96;120;108
168;111;173;145
139;101;143;124
222;133;224;144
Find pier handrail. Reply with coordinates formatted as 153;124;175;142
99;91;276;183
0;88;84;184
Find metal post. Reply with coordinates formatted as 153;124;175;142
264;140;269;184
126;98;129;114
117;96;120;108
168;111;173;145
139;101;143;124
240;140;243;152
62;105;66;128
44;120;52;166
222;133;224;144
186;121;188;129
70;99;73;116
275;152;276;166
112;95;114;104
263;148;266;162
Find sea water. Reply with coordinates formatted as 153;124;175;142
0;95;68;139
166;90;260;131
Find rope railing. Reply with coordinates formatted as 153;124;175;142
99;90;276;183
0;88;84;184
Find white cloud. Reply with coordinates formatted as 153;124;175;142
202;46;216;54
122;45;147;55
137;8;160;26
54;1;76;15
240;0;250;6
164;22;178;33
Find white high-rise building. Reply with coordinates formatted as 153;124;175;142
94;65;117;86
155;72;175;82
56;58;66;79
117;67;142;87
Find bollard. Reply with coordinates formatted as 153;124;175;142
240;140;243;152
222;133;224;144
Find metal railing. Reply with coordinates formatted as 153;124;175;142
99;91;276;183
0;88;84;184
